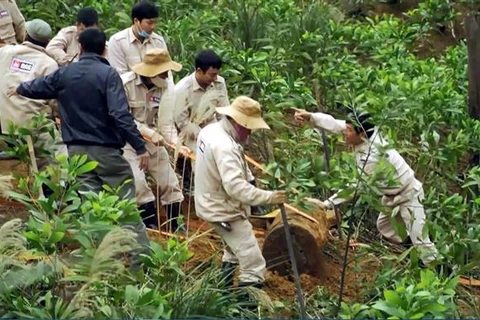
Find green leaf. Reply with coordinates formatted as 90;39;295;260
50;231;65;243
76;161;98;175
372;301;405;318
125;285;139;305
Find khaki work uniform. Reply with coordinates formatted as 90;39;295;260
0;42;66;170
108;27;167;75
0;0;25;47
174;72;229;152
121;71;184;206
194;118;274;284
311;112;438;265
46;26;110;66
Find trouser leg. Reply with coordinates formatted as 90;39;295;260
68;145;150;269
376;212;404;244
176;155;193;194
211;219;266;284
399;188;438;265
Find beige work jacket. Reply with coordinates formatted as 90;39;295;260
0;0;25;46
108;27;167;74
0;42;58;132
194;119;273;223
174;72;229;151
121;71;178;152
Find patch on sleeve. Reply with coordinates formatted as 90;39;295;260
198;141;205;154
10;57;35;73
0;10;9;18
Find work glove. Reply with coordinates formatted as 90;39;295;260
305;197;333;210
140;126;165;146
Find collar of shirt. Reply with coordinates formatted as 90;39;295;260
191;72;214;92
79;52;110;65
353;127;390;157
21;41;48;54
128;27;151;44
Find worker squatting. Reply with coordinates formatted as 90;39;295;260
0;0;443;307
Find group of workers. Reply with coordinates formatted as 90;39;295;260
0;0;442;299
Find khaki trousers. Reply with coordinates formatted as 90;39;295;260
211;218;266;284
123;142;184;206
377;181;438;265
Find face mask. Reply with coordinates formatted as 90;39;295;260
135;23;150;38
151;76;167;88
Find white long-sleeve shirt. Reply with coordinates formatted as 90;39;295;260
194;118;274;222
310;113;419;206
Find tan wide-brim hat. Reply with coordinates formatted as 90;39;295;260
131;48;182;77
216;96;270;130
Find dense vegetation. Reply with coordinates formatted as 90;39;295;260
2;0;480;318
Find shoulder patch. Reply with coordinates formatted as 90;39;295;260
10;57;35;73
120;71;136;85
198;140;206;154
0;10;10;18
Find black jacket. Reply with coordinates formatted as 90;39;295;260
17;53;146;154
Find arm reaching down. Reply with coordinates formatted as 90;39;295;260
215;146;275;206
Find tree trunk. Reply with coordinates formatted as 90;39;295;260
465;14;480;170
262;206;336;277
465;14;480;121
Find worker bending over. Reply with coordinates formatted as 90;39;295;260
0;18;66;184
194;96;286;296
0;0;25;47
121;48;186;232
294;108;439;266
174;49;229;195
46;7;104;66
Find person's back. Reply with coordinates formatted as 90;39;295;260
0;41;57;131
55;53;125;147
0;0;25;46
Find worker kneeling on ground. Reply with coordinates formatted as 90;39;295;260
194;96;286;295
294;108;439;268
121;48;187;232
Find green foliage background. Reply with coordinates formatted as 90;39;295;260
6;0;480;317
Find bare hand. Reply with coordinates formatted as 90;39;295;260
179;146;191;158
137;152;149;171
6;87;18;98
271;190;287;204
291;107;312;122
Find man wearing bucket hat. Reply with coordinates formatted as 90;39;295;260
194;96;286;295
121;48;187;232
0;18;66;179
0;0;26;47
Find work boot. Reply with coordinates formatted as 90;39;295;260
221;262;238;290
138;201;159;229
163;202;184;233
237;281;264;311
